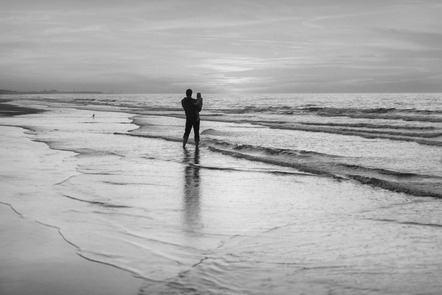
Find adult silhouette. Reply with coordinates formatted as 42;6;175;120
181;89;202;148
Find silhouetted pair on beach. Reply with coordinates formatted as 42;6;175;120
181;89;203;148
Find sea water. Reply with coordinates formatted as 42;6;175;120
28;92;442;196
1;93;442;294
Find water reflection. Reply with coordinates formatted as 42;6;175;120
183;147;201;233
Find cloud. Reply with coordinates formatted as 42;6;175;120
44;24;105;35
377;29;442;49
1;0;442;93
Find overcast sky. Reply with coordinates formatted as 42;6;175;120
1;0;442;93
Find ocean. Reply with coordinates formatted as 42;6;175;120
1;92;442;294
34;92;442;197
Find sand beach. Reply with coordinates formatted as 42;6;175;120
0;102;144;294
1;95;442;294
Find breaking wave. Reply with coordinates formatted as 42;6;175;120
256;122;442;147
117;130;442;199
206;140;442;198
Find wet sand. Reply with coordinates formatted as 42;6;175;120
0;101;144;294
0;100;45;117
0;205;144;295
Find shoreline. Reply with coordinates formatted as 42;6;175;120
0;103;145;294
3;97;440;199
0;102;45;117
0;203;144;295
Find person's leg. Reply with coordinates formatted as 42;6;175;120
193;120;200;145
183;119;193;148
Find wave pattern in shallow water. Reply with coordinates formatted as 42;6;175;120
4;92;442;197
125;128;442;198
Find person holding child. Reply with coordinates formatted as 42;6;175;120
181;89;203;148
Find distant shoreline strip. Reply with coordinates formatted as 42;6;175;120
0;102;45;117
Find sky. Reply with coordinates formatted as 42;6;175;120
1;0;442;93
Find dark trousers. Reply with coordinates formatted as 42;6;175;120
184;118;200;142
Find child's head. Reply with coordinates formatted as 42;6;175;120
197;93;202;99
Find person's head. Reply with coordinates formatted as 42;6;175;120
186;89;192;97
197;93;202;99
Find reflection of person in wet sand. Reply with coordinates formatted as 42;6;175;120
181;89;203;148
183;148;201;232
